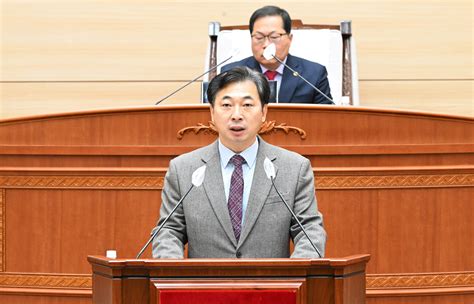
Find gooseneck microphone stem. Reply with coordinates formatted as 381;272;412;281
155;54;235;105
271;55;334;104
270;177;322;258
135;185;194;259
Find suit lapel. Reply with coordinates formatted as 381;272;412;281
248;57;263;72
202;142;238;247
238;139;278;247
278;54;300;103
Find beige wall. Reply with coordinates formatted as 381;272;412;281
1;0;473;118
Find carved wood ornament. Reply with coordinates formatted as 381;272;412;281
177;121;307;140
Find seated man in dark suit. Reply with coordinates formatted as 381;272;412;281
221;6;333;104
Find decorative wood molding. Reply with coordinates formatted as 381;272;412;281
258;121;307;139
0;273;91;289
0;272;472;294
177;121;218;139
1;143;472;156
177;120;307;140
0;173;472;190
367;272;474;289
0;189;4;272
0;176;164;189
316;174;474;189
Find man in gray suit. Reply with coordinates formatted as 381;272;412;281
152;67;326;259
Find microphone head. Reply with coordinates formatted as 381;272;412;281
191;165;207;187
230;48;241;58
263;43;276;60
263;157;276;179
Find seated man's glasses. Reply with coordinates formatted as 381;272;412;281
251;33;288;44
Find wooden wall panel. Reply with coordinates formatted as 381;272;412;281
0;82;202;118
318;187;474;274
1;0;473;118
360;80;473;116
1;80;472;119
5;188;160;274
0;294;91;304
2;1;472;80
367;294;474;304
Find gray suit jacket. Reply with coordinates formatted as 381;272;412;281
152;138;326;258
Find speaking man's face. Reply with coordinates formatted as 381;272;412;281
210;80;267;153
251;15;292;70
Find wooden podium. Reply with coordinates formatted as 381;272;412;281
88;254;369;304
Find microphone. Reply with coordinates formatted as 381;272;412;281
263;157;322;258
262;43;334;104
135;165;206;259
155;49;240;105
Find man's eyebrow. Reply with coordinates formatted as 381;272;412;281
254;30;277;35
220;95;254;100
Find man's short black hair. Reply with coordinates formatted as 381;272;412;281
207;67;270;107
249;6;292;34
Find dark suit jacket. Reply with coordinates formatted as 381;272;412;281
152;138;326;259
221;54;333;104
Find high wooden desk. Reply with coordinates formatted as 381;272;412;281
0;105;472;303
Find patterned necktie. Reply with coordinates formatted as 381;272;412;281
228;154;246;241
264;70;278;81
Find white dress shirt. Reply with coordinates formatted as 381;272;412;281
218;138;259;225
